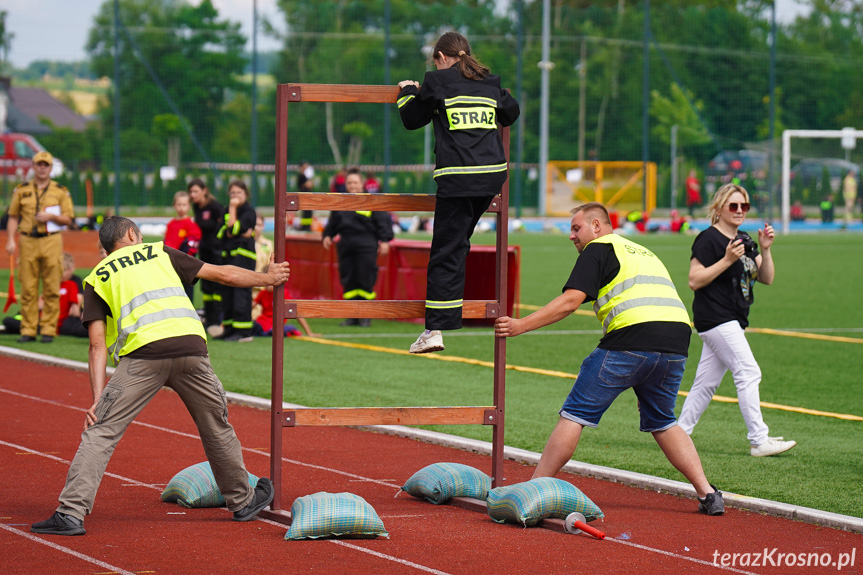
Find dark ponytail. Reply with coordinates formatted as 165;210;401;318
432;31;489;81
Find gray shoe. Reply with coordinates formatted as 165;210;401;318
233;478;274;522
697;485;725;516
751;437;797;457
31;512;86;535
409;330;444;354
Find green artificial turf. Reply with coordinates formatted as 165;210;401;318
2;230;861;518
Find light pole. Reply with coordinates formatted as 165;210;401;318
251;0;259;205
113;0;121;216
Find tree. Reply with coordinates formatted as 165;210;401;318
152;114;184;166
650;83;713;148
264;0;510;166
86;0;246;162
0;10;12;75
212;92;253;163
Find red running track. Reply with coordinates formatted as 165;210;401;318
1;354;860;575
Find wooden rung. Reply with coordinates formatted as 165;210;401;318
450;497;489;513
284;300;500;319
283;407;498;427
286;83;400;104
257;508;293;526
284;193;502;213
448;498;568;533
286;193;435;212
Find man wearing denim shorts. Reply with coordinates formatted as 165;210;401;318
495;202;724;515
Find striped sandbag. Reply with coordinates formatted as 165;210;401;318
486;477;604;527
402;462;492;504
285;492;389;540
160;462;259;508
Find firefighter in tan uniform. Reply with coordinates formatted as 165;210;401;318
5;151;75;343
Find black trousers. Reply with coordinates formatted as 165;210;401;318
425;195;494;331
337;240;379;300
299;210;313;231
198;248;222;327
221;254;255;335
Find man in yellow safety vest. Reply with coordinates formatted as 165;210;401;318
31;216;290;535
495;202;724;516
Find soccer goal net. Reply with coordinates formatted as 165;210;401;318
781;128;863;233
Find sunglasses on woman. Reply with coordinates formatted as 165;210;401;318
728;202;751;213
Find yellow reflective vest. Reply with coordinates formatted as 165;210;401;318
589;234;690;334
84;242;206;365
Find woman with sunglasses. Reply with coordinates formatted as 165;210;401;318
678;183;796;457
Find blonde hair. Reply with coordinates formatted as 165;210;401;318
62;252;75;271
173;191;190;205
708;183;750;224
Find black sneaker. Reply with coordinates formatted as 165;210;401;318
358;318;372;327
224;332;254;342
339;318;359;327
17;335;36;343
213;326;234;340
698;485;725;516
233;477;274;522
31;512;86;535
40;335;54;343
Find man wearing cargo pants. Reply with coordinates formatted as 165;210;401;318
31;216;289;535
5;151;75;343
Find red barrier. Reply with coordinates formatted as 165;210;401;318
285;235;520;323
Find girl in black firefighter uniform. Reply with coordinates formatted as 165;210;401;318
188;178;224;333
322;168;393;327
397;31;520;353
217;180;257;341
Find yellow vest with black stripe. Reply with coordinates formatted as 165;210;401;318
84;242;206;365
589;234;690;334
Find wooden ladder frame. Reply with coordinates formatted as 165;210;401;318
260;83;510;525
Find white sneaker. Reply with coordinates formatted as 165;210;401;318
409;330;445;354
751;437;797;457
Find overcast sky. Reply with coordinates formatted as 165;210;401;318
5;0;810;70
4;0;282;68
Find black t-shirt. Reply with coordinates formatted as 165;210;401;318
691;226;759;332
82;245;208;358
193;198;224;255
563;241;691;355
297;172;310;193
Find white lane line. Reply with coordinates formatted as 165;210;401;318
606;537;762;575
331;540;454;575
0;523;138;575
253;516;454;575
1;440;452;575
0;439;162;490
5;389;760;574
0;387;403;489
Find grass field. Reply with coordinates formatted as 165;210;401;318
2;230;862;518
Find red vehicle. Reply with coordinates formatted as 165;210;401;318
0;132;64;179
